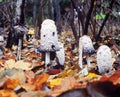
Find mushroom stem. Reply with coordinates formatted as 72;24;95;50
86;55;91;67
17;39;22;60
78;38;83;69
45;52;50;67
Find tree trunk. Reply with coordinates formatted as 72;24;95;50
96;0;114;41
34;0;47;38
53;0;61;32
33;0;37;26
69;3;79;46
15;0;23;23
20;0;25;24
84;0;95;35
71;0;85;36
48;0;54;19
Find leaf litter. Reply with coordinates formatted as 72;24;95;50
0;31;119;97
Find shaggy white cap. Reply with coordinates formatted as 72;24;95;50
97;45;113;74
39;19;60;51
80;35;95;54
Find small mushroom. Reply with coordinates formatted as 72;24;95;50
97;45;113;74
0;35;4;55
79;35;95;68
14;24;29;60
37;19;60;67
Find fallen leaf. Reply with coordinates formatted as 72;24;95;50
24;70;35;84
34;73;49;90
4;59;16;69
20;83;36;91
18;90;47;97
48;78;63;88
14;60;33;70
0;89;18;97
27;53;38;59
4;78;19;89
87;73;99;79
48;68;61;75
49;77;81;96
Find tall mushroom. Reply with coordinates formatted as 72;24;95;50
14;24;28;60
97;45;113;74
79;35;95;69
37;19;60;67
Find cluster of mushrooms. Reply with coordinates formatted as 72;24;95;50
36;19;113;75
79;35;113;75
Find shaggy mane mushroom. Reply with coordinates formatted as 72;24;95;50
79;35;95;69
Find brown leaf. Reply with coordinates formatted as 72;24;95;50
34;73;49;90
48;68;61;75
49;77;81;97
100;70;120;84
4;78;19;89
27;53;40;59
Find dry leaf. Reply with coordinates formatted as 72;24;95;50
24;70;35;84
87;73;99;79
5;59;16;69
49;77;81;97
27;53;38;59
14;60;33;70
4;78;19;89
19;91;47;97
20;83;36;91
0;89;18;97
48;78;63;88
34;73;49;90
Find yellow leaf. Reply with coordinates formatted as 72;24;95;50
49;78;63;88
12;45;17;51
28;28;35;35
87;73;99;78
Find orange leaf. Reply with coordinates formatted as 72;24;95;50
37;61;45;66
5;78;19;89
27;53;39;59
66;31;71;36
34;73;49;90
100;70;120;84
108;70;120;84
0;89;18;97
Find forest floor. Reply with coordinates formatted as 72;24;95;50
0;31;119;97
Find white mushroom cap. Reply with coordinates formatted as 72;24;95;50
39;19;60;52
0;35;4;42
56;42;65;65
97;45;113;74
80;35;95;54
